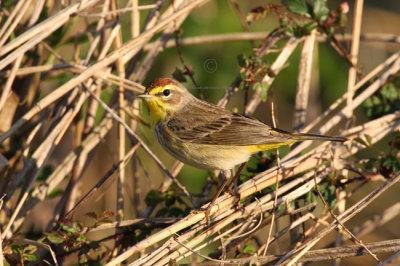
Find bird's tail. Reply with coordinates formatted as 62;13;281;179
271;128;346;142
292;133;346;142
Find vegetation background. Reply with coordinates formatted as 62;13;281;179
0;0;400;265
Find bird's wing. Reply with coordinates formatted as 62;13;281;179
166;101;293;145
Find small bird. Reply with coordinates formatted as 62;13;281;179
137;78;345;171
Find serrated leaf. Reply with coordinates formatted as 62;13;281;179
283;0;311;17
313;0;329;21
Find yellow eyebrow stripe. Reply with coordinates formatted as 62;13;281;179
149;86;164;96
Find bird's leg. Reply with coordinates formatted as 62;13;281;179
203;162;247;217
192;163;247;225
205;170;231;212
226;162;247;198
192;171;230;225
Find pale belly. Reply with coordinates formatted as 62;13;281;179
154;126;253;170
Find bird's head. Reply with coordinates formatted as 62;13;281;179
137;78;193;125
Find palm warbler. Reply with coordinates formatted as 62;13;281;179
138;78;345;170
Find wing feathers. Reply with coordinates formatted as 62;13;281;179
166;100;293;145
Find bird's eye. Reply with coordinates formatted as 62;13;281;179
163;89;171;97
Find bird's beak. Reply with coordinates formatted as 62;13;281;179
136;93;154;99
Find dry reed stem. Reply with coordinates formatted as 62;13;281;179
0;1;25;41
109;111;399;264
303;51;400;134
133;111;400;264
112;0;127;224
142;168;331;265
63;142;140;220
31;113;114;203
345;0;364;118
0;0;33;49
19;238;59;266
2;92;89;239
198;239;400;265
286;55;400;159
280;172;400;265
1;1;399;264
293;29;316;132
0;0;208;144
132;0;188;81
148;32;400;50
381;249;400;265
347;202;400;241
0;0;100;63
0;55;22;111
245;37;302;115
83;82;196;206
258;213;315;255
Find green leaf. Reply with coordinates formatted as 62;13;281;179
23;253;39;262
381;83;399;100
243;244;256;254
238;54;249;67
37;165;54;181
261;81;269;101
283;0;311;17
60;222;79;233
3;258;10;266
306;191;316;204
64;34;89;45
253;82;261;91
11;244;23;254
47;188;63;198
23;245;37;253
76;234;87;242
145;190;164;207
313;0;329;21
45;232;64;244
